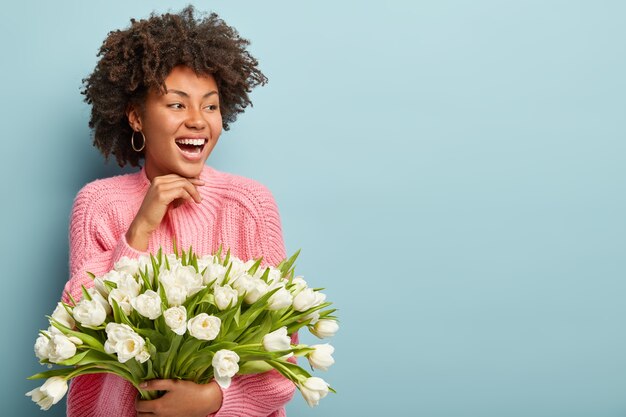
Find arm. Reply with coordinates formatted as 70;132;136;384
62;183;146;304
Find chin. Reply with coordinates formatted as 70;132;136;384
178;163;206;178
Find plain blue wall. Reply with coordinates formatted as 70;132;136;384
2;1;626;416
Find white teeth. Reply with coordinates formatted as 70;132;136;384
176;138;206;146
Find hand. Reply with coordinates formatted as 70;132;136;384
136;379;222;417
126;174;204;251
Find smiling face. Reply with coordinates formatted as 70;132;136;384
127;65;223;180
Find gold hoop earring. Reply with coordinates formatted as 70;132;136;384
131;130;145;152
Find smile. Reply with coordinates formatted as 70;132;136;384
175;137;207;158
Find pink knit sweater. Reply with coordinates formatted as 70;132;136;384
62;165;295;417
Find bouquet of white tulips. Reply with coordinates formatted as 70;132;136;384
27;246;338;410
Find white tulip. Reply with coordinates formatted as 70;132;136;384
113;256;140;276
187;313;221;341
290;276;308;293
26;377;68;410
104;323;146;363
173;264;204;296
267;287;293;311
73;298;107;327
87;288;112;315
253;266;282;283
135;348;151;363
47;333;77;363
97;270;139;296
310;319;339;339
196;254;216;272
202;262;227;287
212;349;240;388
164;306;187;335
226;258;248;281
214;285;239;310
266;267;283;283
51;302;74;329
232;274;268;304
159;265;204;306
131;290;162;319
162;281;188;307
262;327;292;353
293;288;326;312
108;288;134;315
104;322;135;343
303;310;320;325
299;377;329;407
307;344;335;371
116;332;147;363
34;334;51;361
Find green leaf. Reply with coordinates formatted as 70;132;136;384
81;285;93;301
57;350;90;366
223;248;231;266
246;257;263;276
28;368;73;380
139;266;153;291
172;237;179;258
65;291;77;307
49;321;104;351
222;263;233;285
279;250;300;277
238;360;274;375
136;328;171;351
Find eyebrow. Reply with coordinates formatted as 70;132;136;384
165;89;218;99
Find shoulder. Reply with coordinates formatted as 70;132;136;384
72;170;148;218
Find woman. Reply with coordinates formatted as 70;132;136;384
62;7;295;417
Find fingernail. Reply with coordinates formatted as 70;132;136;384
139;382;147;388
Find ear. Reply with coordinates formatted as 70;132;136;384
126;104;143;131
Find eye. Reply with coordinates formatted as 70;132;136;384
204;104;219;111
167;103;184;109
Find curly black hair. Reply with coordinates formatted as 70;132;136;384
82;5;267;167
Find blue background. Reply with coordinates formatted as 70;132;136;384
2;0;625;416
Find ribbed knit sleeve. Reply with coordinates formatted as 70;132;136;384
62;179;147;303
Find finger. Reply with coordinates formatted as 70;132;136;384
181;181;203;203
164;188;198;206
153;179;203;203
140;379;177;392
188;177;205;185
152;174;205;186
158;180;203;204
151;185;196;207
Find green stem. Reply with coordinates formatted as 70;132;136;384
138;389;161;400
163;335;183;379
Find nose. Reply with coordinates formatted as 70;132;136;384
185;107;207;130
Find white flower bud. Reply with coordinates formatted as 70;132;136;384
310;319;339;339
73;298;107;327
187;313;221;341
307;344;335;371
214;285;239;310
299;377;329;407
262;327;292;353
212;349;240;388
26;377;68;410
130;290;162;319
163;306;187;335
